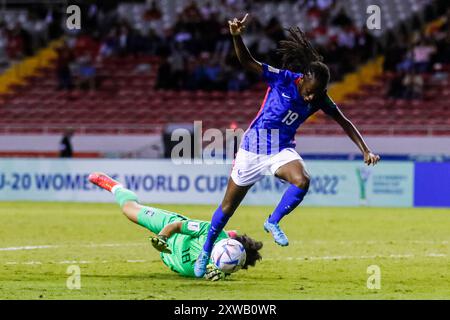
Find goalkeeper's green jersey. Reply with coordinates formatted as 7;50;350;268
136;206;229;277
161;220;229;277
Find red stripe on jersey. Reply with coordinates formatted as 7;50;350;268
249;86;271;128
295;75;303;86
238;87;272;152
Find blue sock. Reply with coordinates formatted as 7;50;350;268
268;185;308;224
203;205;230;253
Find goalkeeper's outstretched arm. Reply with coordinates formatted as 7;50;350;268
150;222;182;254
158;221;182;238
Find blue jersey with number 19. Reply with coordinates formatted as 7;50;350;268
240;63;339;155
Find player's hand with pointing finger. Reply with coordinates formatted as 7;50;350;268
228;13;249;36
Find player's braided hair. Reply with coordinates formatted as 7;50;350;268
277;26;330;92
235;234;263;269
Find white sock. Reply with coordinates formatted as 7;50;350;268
111;184;124;195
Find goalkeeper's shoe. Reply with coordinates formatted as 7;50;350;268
264;219;289;247
194;250;210;278
88;172;121;192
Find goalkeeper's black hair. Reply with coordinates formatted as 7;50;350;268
277;26;330;92
235;234;263;269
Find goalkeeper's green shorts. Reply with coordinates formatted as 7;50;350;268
136;207;188;234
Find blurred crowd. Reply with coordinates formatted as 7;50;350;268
0;7;62;72
6;0;450;95
154;0;377;91
384;9;450;100
52;0;377;92
298;0;376;81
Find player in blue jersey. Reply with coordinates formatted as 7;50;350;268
194;14;381;277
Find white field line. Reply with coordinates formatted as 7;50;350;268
3;253;448;267
284;240;450;245
265;253;448;261
0;245;61;251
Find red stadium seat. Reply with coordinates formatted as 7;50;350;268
3;52;450;136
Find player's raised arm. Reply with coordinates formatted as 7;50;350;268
322;97;380;166
229;14;262;75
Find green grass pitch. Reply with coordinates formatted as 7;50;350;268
0;201;449;300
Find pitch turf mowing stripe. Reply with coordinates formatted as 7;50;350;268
3;253;448;266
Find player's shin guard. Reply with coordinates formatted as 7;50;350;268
203;205;231;253
268;184;308;224
113;187;139;208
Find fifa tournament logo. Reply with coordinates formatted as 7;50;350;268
356;167;372;206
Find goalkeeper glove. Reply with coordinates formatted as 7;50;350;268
150;235;172;254
204;264;228;282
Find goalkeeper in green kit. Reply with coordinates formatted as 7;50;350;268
88;172;263;281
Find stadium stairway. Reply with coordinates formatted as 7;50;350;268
0;39;62;96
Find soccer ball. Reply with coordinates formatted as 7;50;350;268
211;238;246;273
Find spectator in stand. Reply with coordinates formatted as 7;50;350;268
146;28;163;55
6;24;25;61
396;51;415;73
118;25;131;56
430;63;448;85
74;33;99;59
337;25;357;49
387;71;407;99
0;25;9;69
227;69;249;91
434;27;450;64
24;12;49;52
255;30;277;61
184;56;200;90
76;54;97;91
168;43;188;89
203;55;224;90
402;71;424;99
181;1;203;23
191;52;210;90
84;3;100;34
413;39;436;73
356;27;375;61
201;13;222;53
155;56;173;90
200;1;219;20
143;1;162;21
383;35;408;73
56;42;75;91
214;25;232;61
331;7;353;28
98;29;118;59
265;17;285;43
46;8;63;40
